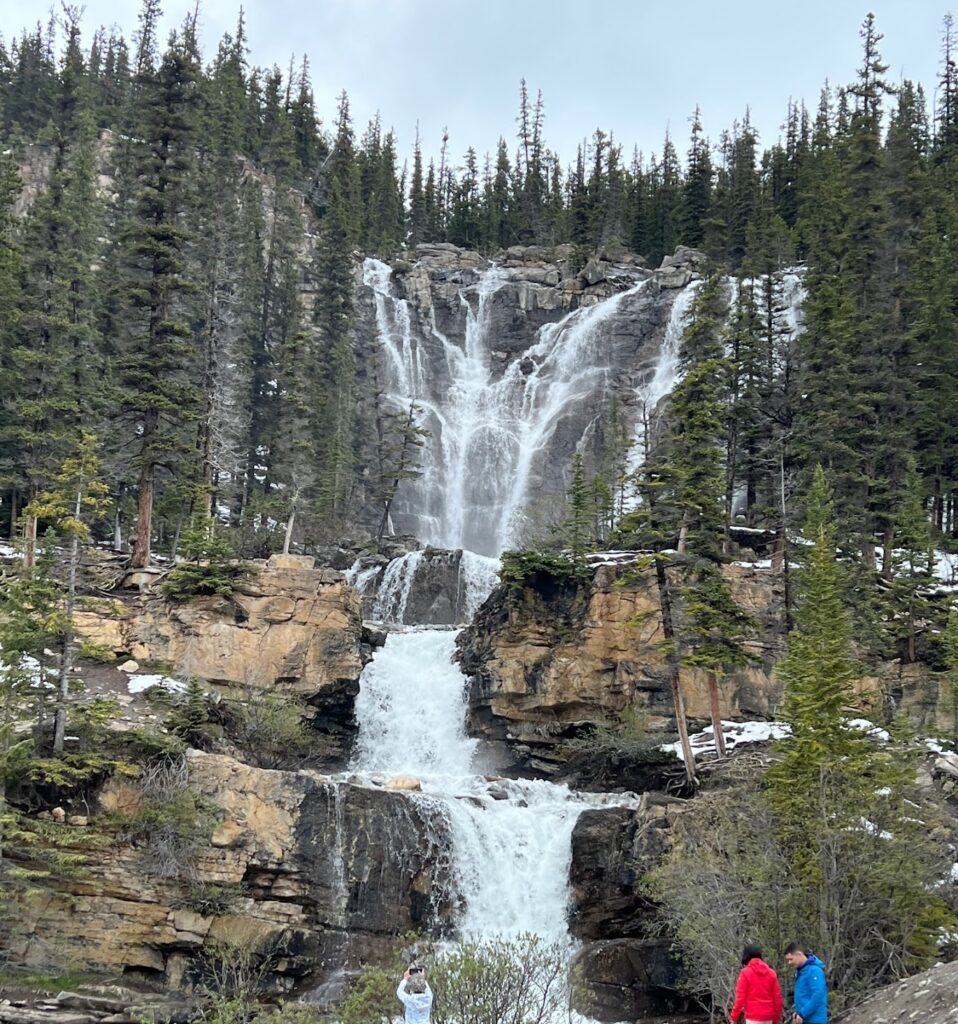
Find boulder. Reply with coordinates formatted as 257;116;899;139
384;776;422;791
569;803;674;940
571;938;688;1022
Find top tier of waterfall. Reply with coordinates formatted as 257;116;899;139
363;258;807;563
364;259;652;557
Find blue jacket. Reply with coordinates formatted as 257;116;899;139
793;953;827;1024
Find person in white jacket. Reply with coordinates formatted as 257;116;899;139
397;964;432;1024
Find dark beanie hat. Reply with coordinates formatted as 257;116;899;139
742;944;763;965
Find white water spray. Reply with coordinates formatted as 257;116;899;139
349;629;633;945
364;259;651;556
627;280;701;475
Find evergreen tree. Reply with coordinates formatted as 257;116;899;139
312;91;360;534
681;107;712;248
112;27;201;567
0;152;24;539
5;17;104;563
23;432;110;752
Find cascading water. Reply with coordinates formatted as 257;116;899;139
364;258;650;556
627;280;701;476
349;629;633;946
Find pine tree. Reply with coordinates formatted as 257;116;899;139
23;432;111;752
5;17;105;564
681;107;712;248
312;91;361;535
113;29;201;568
888;461;934;664
0;152;24;540
563;451;593;559
766;466;868;853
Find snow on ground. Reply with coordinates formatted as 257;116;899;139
659;715;908;762
847;718;890;741
126;674;187;694
857;816;893;839
0;541;19;559
660;720;791;761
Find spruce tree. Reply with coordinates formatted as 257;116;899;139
312;92;360;534
113;29;201;567
5;18;104;563
0;152;24;539
766;466;868;853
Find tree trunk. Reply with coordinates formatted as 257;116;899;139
282;506;296;555
131;461;155;569
23;511;37;569
655;557;697;785
53;494;82;754
881;524;894;581
779;439;793;631
707;670;726;757
8;488;18;540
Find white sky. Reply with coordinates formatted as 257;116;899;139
1;1;948;171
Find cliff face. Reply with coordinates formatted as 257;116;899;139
458;560;796;773
4;752;454;992
356;245;708;555
73;555;367;766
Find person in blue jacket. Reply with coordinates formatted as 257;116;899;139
784;943;827;1024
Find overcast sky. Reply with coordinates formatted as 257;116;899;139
1;1;950;170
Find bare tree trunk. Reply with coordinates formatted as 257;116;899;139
131;461;155;569
881;524;894;581
53;491;82;754
23;511;37;569
8;488;18;541
282;490;300;556
779;438;793;632
707;670;726;757
655;557;697;785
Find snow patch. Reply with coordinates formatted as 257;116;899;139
127;674;187;694
661;720;791;761
847;718;890;742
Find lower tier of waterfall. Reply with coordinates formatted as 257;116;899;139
347;628;635;945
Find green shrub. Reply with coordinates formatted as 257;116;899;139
171;880;247;917
499;549;591;591
162;517;247;601
114;755;218;877
341;935;570;1024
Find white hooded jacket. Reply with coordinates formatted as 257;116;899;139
397;979;433;1024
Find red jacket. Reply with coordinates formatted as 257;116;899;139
730;957;783;1023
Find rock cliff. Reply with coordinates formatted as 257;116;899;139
356;244;707;555
4;752;455;992
74;555;367;767
457;559;793;773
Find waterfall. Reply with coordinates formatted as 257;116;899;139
459;551;500;621
352;630;477;777
369;550;424;623
627;280;701;475
348;629;633;947
364;259;651;556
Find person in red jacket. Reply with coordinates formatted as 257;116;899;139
730;944;783;1024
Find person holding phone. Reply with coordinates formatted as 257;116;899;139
397;963;433;1024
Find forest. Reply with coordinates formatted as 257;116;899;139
0;4;956;579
